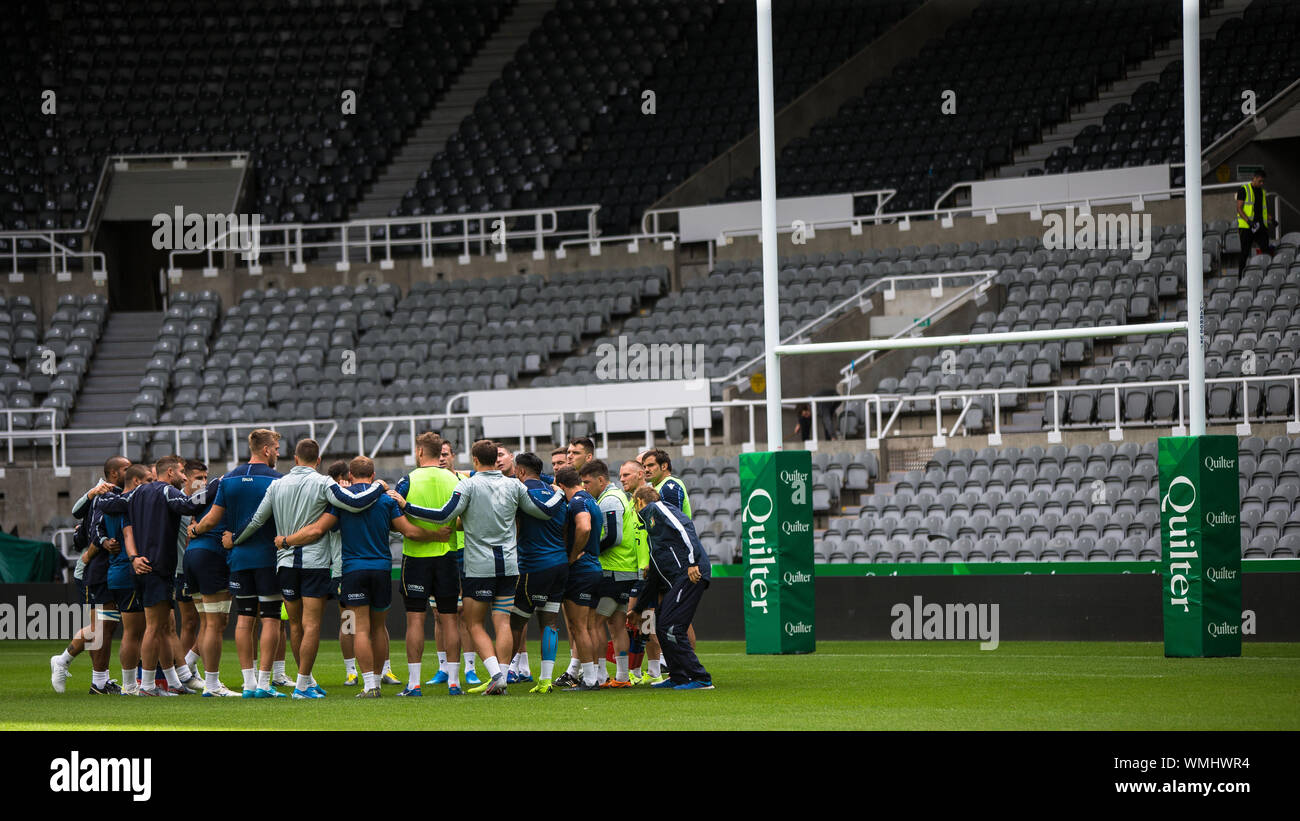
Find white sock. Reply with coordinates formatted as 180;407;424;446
296;674;312;692
242;668;256;691
409;662;421;686
140;677;158;693
508;653;519;674
92;669;108;688
184;649;200;669
343;658;357;676
463;652;476;672
616;655;629;682
541;660;554;680
177;664;194;682
163;666;182;689
257;669;271;690
581;662;596;686
445;662;460;687
597;664;609;685
310;675;319;688
273;660;286;679
567;656;581;676
648;658;661;677
205;671;221;691
517;651;530;676
58;650;74;665
121;665;133;685
363;671;378;690
483;656;502;679
437;651;447;666
382;659;392;675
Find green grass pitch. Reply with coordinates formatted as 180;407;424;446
3;640;1298;730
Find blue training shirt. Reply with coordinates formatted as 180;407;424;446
330;480;403;575
184;474;226;556
517;478;568;573
216;463;281;572
566;489;603;572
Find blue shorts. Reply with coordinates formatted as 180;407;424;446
229;566;278;599
401;553;460;614
84;581;110;606
597;571;639;610
277;567;332;601
564;563;601;608
74;578;86;603
173;574;193;603
327;576;342;601
342;569;392;611
111;586;142;614
513;563;568;615
136;572;172;608
185;549;230;596
463;574;518;603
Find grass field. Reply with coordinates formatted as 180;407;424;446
3;640;1298;730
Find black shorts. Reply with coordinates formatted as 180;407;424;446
463;574;518;603
327;576;342;601
513;563;569;616
110;586;142;614
173;574;193;603
277;567;332;601
564;563;601;608
137;572;172;608
596;571;639;613
185;549;230;596
401;553;461;614
342;569;392;611
84;581;111;607
228;566;278;599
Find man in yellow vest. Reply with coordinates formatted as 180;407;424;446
1236;169;1276;270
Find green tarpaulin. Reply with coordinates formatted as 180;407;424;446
0;532;60;583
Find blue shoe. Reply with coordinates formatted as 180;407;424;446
427;670;449;686
291;688;324;699
241;689;257;699
651;678;680;689
396;686;423;697
673;680;715;691
310;683;327;697
464;670;481;687
447;685;464;696
254;687;288;699
515;673;533;683
506;671;519;684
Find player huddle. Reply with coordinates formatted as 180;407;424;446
50;430;714;698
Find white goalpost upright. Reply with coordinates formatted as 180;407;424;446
756;0;784;452
1182;0;1207;436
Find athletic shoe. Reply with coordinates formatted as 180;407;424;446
553;671;578;688
381;670;402;686
447;685;464;696
166;685;192;695
562;681;602;692
529;678;553;694
309;684;327;697
121;681;139;696
464;669;481;687
355;688;381;699
292;688;325;699
343;672;359;687
628;671;642;685
202;683;241;698
89;684;114;695
467;677;492;695
651;678;679;689
136;688;161;697
673;681;715;691
483;674;508;695
181;677;205;693
427;670;449;686
103;681;122;694
396;686;423;697
514;672;533;683
271;674;293;688
506;670;519;684
253;687;288;699
49;655;70;693
603;679;634;689
644;674;669;686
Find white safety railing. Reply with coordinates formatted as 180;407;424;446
639;188;897;239
0;231;107;283
166;204;604;276
554;229;678;259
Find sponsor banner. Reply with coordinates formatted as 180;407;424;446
740;450;815;653
1158;436;1242;657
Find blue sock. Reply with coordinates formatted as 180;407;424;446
541;625;558;663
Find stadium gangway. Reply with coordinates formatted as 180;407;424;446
0;413;340;475
1201;76;1300;174
0;230;108;283
710;269;997;391
164;203;604;276
639;188;897;241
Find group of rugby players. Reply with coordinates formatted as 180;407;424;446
50;429;714;698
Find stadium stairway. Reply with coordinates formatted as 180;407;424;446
351;0;558;220
66;311;163;467
994;0;1251;179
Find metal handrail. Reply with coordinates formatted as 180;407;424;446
1201;76;1300;159
639;188;896;238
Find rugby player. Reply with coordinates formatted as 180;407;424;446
99;464;151;694
507;453;568;693
550;446;569;473
581;460;638;687
429;437;478;688
172;458;208;685
618;459;657;683
393;432;464;696
393;439;564;695
325;460;359;685
177;463;241;697
552;467;604;691
277;456;443;698
567;437;595;472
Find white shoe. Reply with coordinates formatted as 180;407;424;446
121;681;140;696
271;675;293;688
50;655;69;694
202;682;241;697
181;676;205;693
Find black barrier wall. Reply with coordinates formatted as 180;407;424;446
3;575;1297;643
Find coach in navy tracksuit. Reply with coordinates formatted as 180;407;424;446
628;485;713;690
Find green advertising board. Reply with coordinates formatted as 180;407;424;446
1157;435;1242;658
739;450;815;654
